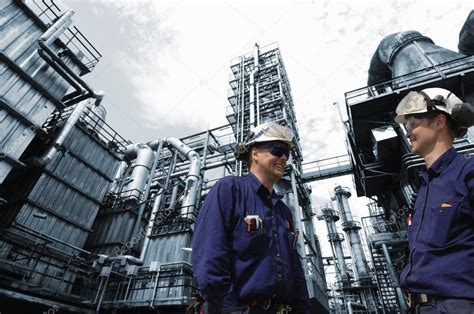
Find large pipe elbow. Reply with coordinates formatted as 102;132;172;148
459;10;474;55
368;31;432;86
93;90;105;105
163;137;192;157
124;144;155;200
187;151;202;178
39;10;75;45
161;138;202;175
124;143;141;160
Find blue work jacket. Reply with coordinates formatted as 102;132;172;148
192;172;310;312
400;147;474;298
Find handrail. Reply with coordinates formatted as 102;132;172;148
28;0;102;72
345;55;474;106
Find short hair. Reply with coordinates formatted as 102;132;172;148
442;113;458;138
246;146;254;168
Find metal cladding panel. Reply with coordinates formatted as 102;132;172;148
87;210;136;256
143;232;192;265
15;203;88;250
46;128;116;201
46;153;108;201
27;174;99;230
0;63;64;183
10;121;120;250
0;1;84;183
0;241;13;258
60;126;120;180
0;1;40;52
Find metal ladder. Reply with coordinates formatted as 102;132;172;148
371;248;399;313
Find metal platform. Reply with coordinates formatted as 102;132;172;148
301;155;353;182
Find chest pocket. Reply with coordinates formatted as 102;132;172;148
286;229;298;255
430;200;459;216
420;198;465;247
234;218;272;256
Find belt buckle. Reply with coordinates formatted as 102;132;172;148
408;293;429;306
419;294;429;303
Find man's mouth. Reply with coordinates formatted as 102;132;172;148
275;164;285;171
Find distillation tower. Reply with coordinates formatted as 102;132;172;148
226;42;329;313
318;186;381;314
333;186;370;285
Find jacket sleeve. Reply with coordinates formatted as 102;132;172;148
192;178;237;308
466;162;474;220
288;215;311;313
290;250;311;313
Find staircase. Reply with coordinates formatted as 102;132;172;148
371;248;399;313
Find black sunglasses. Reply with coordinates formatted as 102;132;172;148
254;142;290;158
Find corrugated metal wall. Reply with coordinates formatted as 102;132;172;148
143;232;192;265
17;125;119;248
1;122;121;293
0;0;82;183
87;208;140;256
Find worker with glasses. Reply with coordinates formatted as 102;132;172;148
191;122;310;313
394;88;474;313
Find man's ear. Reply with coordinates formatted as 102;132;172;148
250;147;258;163
435;114;447;131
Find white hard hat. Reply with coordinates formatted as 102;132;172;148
245;122;294;148
394;87;474;137
394;88;463;124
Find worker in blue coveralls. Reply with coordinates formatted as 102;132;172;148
192;122;310;314
394;88;474;313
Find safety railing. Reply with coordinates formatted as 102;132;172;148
86;262;196;310
43;104;129;154
345;55;474;106
301;155;353;182
27;0;102;72
362;214;401;237
0;223;97;309
101;189;145;210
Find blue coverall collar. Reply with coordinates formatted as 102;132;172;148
420;147;457;180
246;172;283;203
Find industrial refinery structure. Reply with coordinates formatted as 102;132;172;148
1;0;474;313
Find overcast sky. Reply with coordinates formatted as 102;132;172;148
57;0;473;282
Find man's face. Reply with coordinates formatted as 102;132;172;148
251;141;290;182
404;115;438;156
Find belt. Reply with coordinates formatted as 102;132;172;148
249;296;287;310
408;293;453;306
250;297;274;310
408;293;432;305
